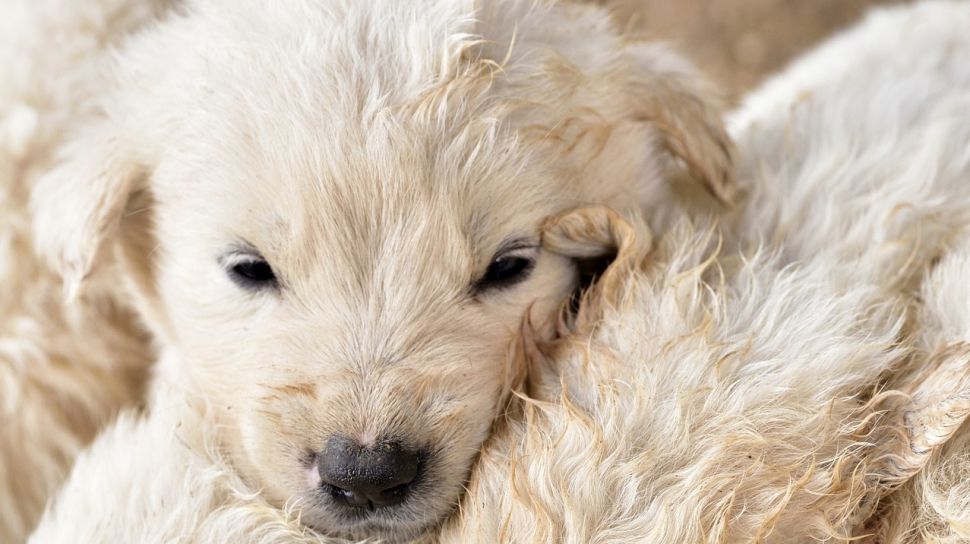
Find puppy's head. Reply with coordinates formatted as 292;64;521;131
31;1;730;541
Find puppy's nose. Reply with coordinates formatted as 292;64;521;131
318;436;420;509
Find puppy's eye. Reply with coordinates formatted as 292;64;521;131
224;254;278;290
474;249;536;293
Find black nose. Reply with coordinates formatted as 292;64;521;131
317;436;420;509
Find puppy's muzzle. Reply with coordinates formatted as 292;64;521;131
317;436;421;510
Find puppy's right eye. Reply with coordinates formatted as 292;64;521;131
224;254;278;290
472;240;538;295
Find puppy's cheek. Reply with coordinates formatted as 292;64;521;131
417;390;504;511
229;398;316;503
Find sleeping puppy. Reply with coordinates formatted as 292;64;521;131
30;0;731;540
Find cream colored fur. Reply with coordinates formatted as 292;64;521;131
870;238;970;542
447;2;970;539
0;1;172;541
29;1;970;542
6;0;734;541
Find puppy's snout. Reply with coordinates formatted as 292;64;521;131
318;436;420;510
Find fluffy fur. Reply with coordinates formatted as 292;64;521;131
448;2;970;539
29;1;970;542
871;236;970;542
6;0;732;541
0;1;173;541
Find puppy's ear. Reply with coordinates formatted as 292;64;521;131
31;124;143;300
542;205;652;332
624;43;736;205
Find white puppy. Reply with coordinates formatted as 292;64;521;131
24;0;731;541
29;1;970;542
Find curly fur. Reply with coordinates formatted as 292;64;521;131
446;2;970;540
5;0;733;541
27;1;970;542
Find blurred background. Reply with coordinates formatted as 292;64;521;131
599;0;901;101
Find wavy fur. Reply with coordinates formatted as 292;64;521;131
28;2;970;542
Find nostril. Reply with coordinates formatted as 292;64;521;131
383;483;410;497
317;436;421;509
378;482;412;505
326;483;372;509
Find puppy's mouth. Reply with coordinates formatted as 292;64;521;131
305;509;435;543
297;487;443;543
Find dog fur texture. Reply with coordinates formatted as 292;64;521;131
446;2;970;536
0;1;175;541
4;0;733;541
27;1;970;542
870;237;970;543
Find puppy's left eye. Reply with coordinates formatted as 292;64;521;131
474;248;536;293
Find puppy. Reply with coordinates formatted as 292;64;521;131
29;2;970;541
29;0;731;540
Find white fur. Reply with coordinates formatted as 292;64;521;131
449;2;970;539
0;1;170;541
871;233;970;541
28;1;970;542
6;0;732;541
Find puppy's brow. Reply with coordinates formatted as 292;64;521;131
219;241;262;262
495;237;539;255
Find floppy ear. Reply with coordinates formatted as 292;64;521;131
623;42;736;205
31;124;143;300
516;206;651;398
541;205;652;333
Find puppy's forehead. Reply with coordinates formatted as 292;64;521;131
247;116;550;267
183;96;558;289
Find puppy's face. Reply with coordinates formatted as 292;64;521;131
141;100;576;540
